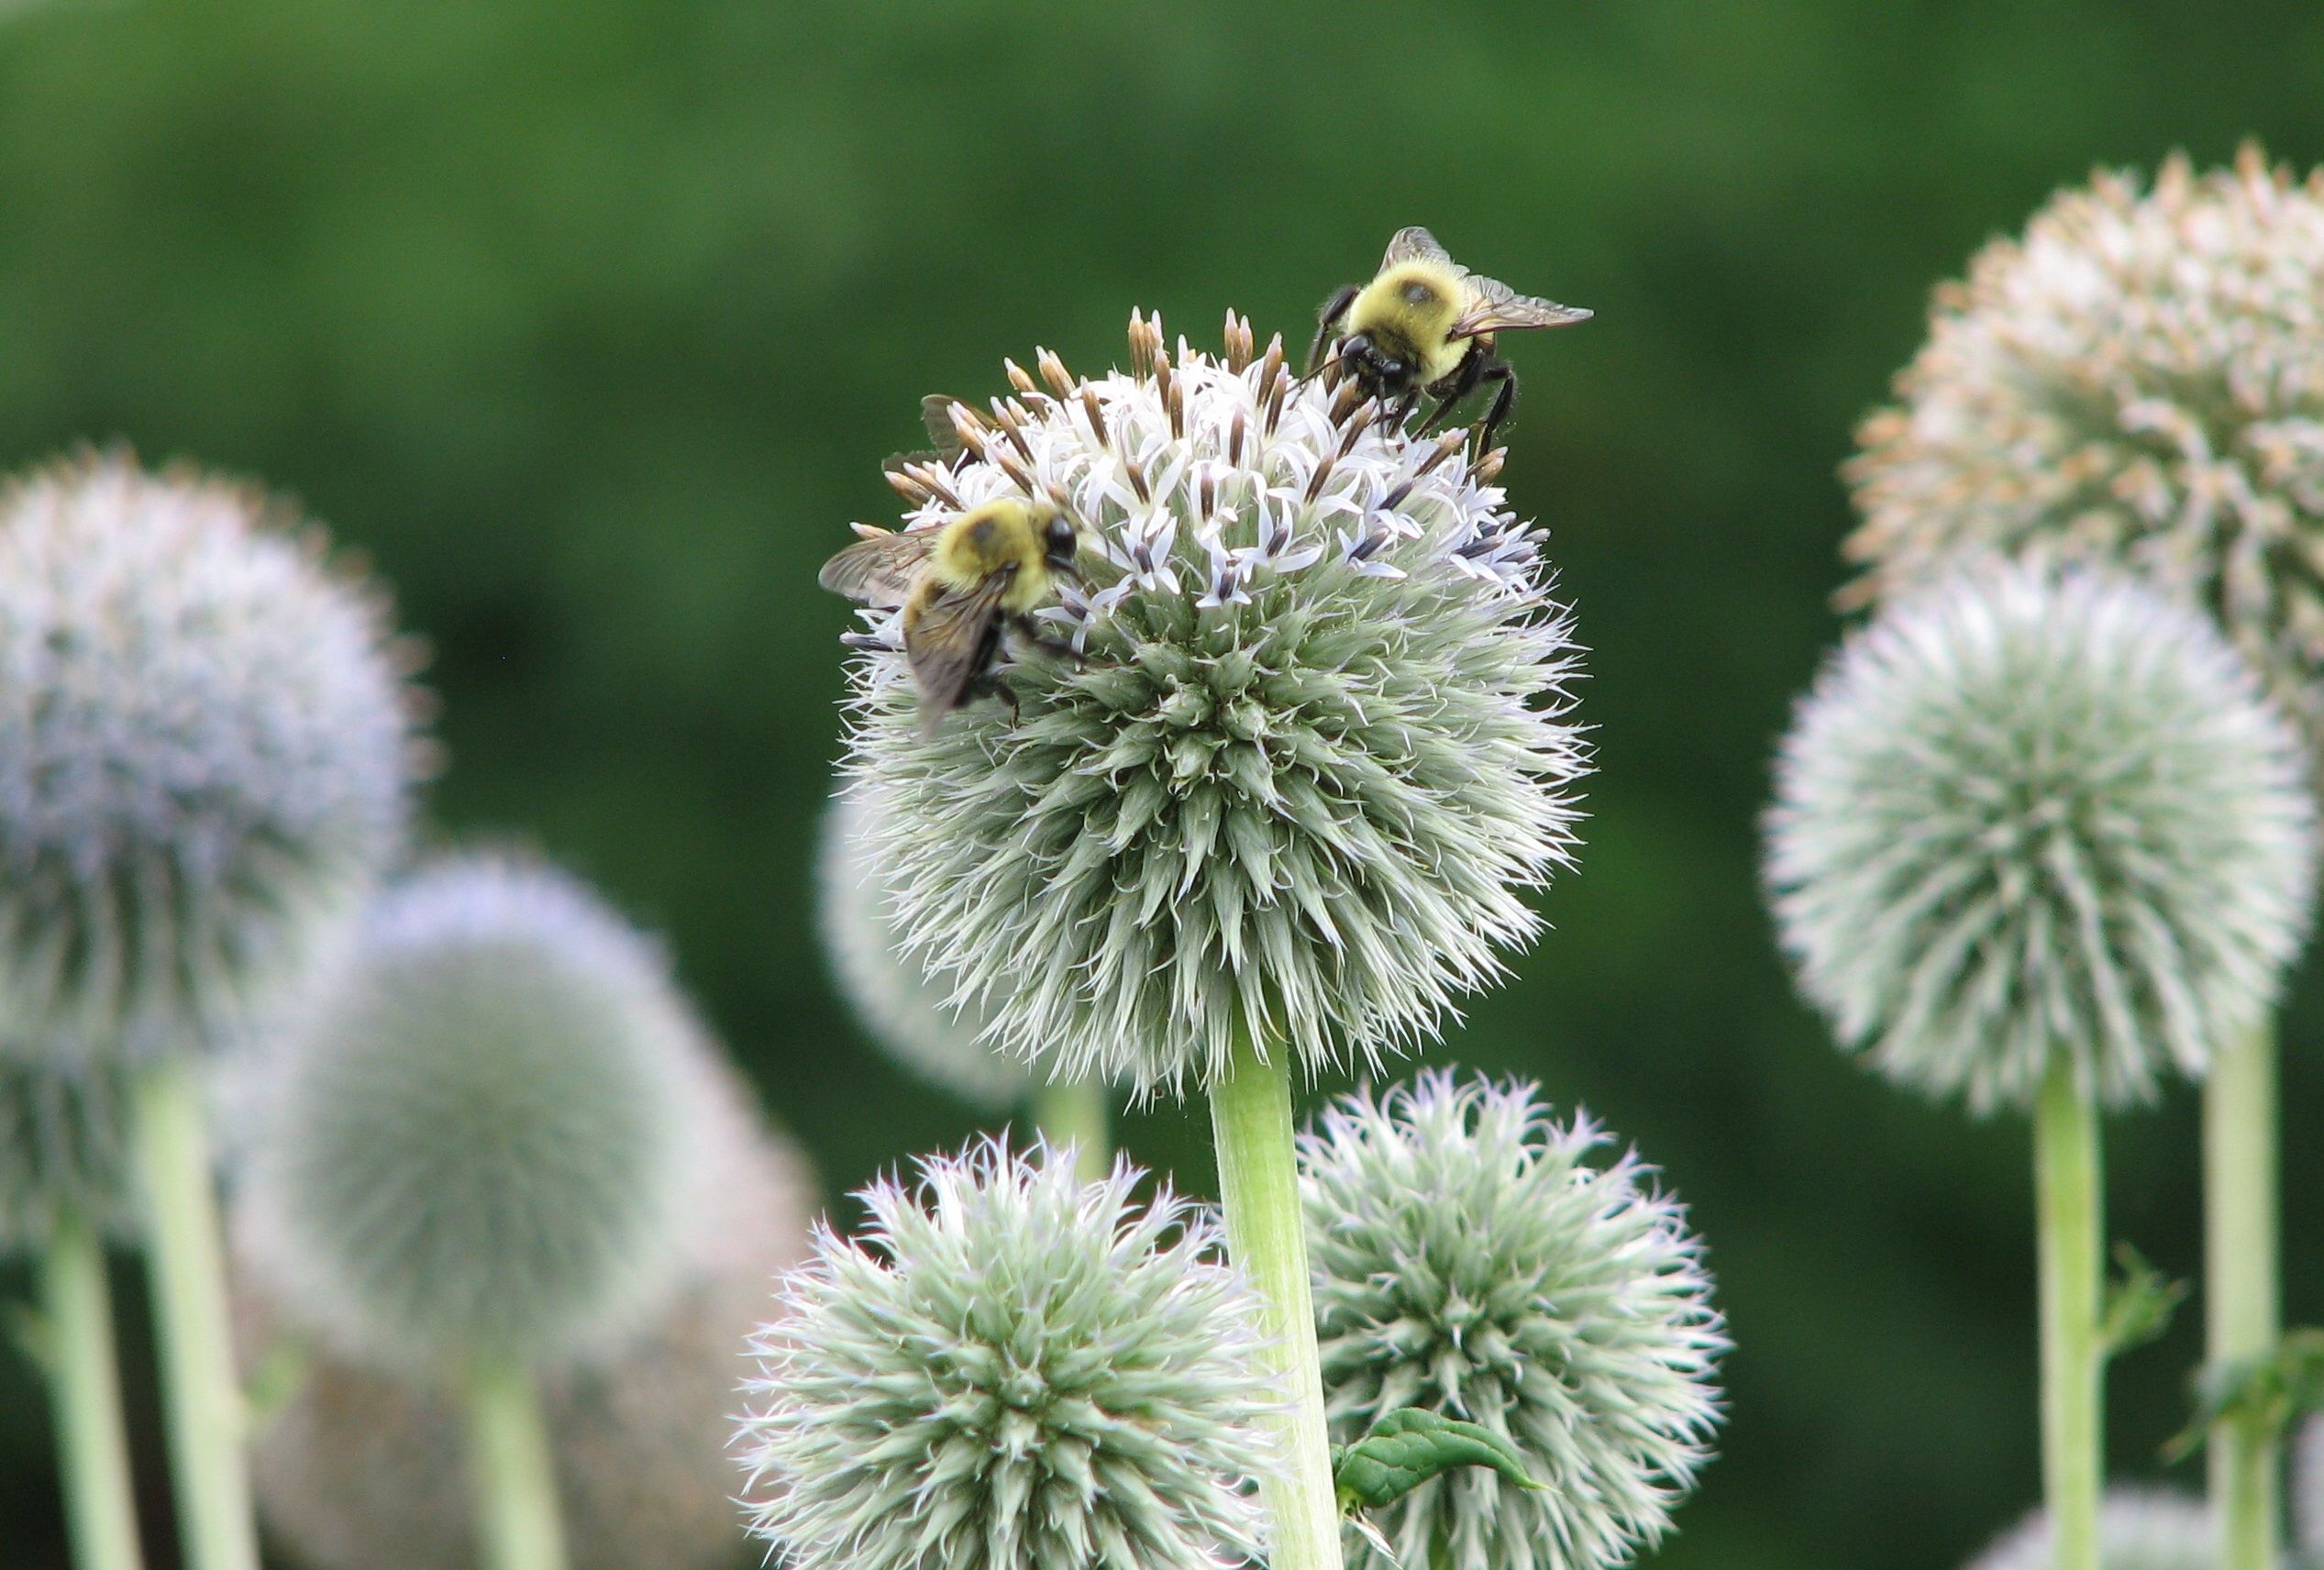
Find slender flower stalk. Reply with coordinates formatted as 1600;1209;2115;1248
1842;151;2324;1570
464;1358;566;1570
837;312;1587;1570
39;1207;145;1570
2205;1018;2278;1570
1765;566;2315;1570
0;454;418;1570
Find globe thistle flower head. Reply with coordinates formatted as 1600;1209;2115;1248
1765;565;2316;1112
0;1056;136;1248
240;854;725;1372
1964;1487;2214;1570
846;313;1588;1097
1301;1071;1727;1570
737;1136;1278;1570
0;451;418;1067
1844;146;2324;744
816;788;1030;1109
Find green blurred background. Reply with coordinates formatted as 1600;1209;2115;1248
2;1;2322;1565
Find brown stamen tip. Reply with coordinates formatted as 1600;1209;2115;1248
1004;359;1038;396
1080;386;1111;449
998;453;1035;493
1471;448;1506;482
1223;311;1255;370
885;470;932;504
1256;336;1285;392
1303;457;1336;504
1125;457;1151;504
1228;409;1247;470
1037;348;1075;399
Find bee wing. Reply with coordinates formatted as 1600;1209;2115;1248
1452;273;1593;338
819;529;935;608
1381;226;1455;269
880;394;974;476
905;570;1013;738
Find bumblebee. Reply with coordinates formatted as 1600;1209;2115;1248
1308;227;1590;453
819;499;1081;738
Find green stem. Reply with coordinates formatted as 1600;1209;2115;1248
1208;1026;1342;1570
1031;1078;1111;1182
464;1356;568;1570
40;1210;147;1570
2034;1057;2104;1570
2205;1017;2278;1570
130;1056;259;1570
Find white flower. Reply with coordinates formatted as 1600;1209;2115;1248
1844;146;2324;748
1964;1487;2215;1570
846;315;1588;1096
1766;565;2317;1111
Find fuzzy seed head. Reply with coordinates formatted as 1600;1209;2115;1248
845;315;1588;1096
237;1058;816;1570
1767;566;2315;1111
1302;1072;1728;1570
737;1138;1277;1570
240;855;725;1371
0;453;415;1067
1964;1488;2215;1570
1844;147;2324;747
816;789;1030;1110
0;1056;135;1248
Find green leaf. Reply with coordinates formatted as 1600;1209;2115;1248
2163;1327;2324;1463
2100;1243;2186;1360
1334;1407;1543;1513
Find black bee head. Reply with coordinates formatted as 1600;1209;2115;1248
1042;510;1082;577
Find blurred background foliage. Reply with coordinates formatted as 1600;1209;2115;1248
0;0;2321;1565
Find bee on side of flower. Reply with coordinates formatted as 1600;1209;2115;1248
819;498;1082;738
1310;227;1589;453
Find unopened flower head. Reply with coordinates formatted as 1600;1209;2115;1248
0;452;416;1067
1845;146;2324;746
240;1056;816;1570
816;788;1030;1110
737;1138;1277;1570
1767;566;2316;1112
0;1056;136;1248
1964;1487;2213;1570
844;315;1587;1096
240;855;725;1372
1302;1072;1727;1570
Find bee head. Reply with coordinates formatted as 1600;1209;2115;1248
1039;506;1082;579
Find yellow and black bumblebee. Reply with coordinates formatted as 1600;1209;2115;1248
819;499;1082;738
1308;227;1590;453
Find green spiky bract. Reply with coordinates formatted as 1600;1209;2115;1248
736;1138;1277;1570
1301;1072;1727;1570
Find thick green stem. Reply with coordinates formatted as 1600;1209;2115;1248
1031;1078;1111;1182
1207;1028;1342;1570
40;1210;147;1570
2205;1017;2278;1570
464;1356;569;1570
130;1056;259;1570
2034;1058;2103;1570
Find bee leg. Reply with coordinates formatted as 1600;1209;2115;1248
1472;360;1519;454
1414;351;1488;437
1307;286;1358;377
968;669;1023;724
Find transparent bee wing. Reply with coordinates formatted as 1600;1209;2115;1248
819;529;935;609
904;569;1013;737
1451;272;1593;337
1381;227;1455;270
880;394;975;476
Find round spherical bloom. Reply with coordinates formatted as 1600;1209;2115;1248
817;788;1030;1110
1765;566;2316;1112
0;452;417;1067
1964;1488;2214;1570
0;1056;136;1248
737;1138;1277;1570
236;1058;815;1570
843;315;1587;1096
238;854;729;1372
1843;147;2324;745
1301;1072;1727;1570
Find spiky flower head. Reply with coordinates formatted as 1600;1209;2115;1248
736;1137;1277;1570
0;1056;136;1248
0;451;416;1067
238;1057;815;1570
1964;1488;2215;1570
1844;146;2324;746
1765;566;2316;1112
238;854;726;1373
844;314;1587;1096
1301;1072;1727;1570
817;788;1030;1110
